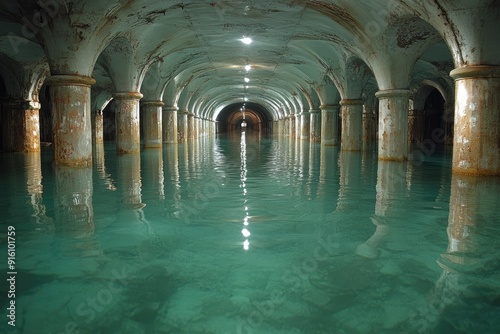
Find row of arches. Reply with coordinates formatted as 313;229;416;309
0;1;498;174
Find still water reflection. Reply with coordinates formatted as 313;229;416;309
1;132;499;333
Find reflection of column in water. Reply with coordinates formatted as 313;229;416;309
356;160;407;258
308;141;319;199
54;165;99;257
142;149;164;200
94;142;116;191
298;139;309;196
25;152;50;226
442;174;484;265
374;160;407;217
336;151;361;213
409;174;499;332
318;146;340;215
117;153;144;210
361;146;377;184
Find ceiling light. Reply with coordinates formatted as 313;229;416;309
241;37;252;45
244;77;250;82
245;64;251;71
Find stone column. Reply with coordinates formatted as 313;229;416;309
300;110;310;140
309;108;321;143
408;109;424;145
442;102;454;146
162;106;178;144
340;99;363;151
450;66;500;175
188;113;195;140
92;109;103;146
178;110;189;143
46;75;95;167
142;100;163;148
362;104;376;143
321;104;340;146
2;99;41;152
283;116;289;137
194;116;200;139
375;89;410;161
290;115;296;138
114;92;142;154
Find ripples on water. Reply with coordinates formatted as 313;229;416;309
1;132;499;333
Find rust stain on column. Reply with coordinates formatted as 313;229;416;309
450;65;500;176
114;91;143;154
46;75;95;167
2;100;41;152
375;90;410;161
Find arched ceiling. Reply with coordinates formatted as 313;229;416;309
0;1;496;121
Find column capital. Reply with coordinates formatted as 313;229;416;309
340;99;364;106
309;108;321;113
178;109;190;115
320;104;340;111
113;91;143;100
2;99;40;110
375;89;410;99
141;100;164;107
162;105;178;112
450;65;500;80
45;75;96;87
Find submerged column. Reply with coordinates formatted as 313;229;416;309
47;75;95;166
290;115;296;138
340;99;363;151
309;108;321;143
178;110;189;143
114;92;143;154
54;165;94;239
375;89;410;161
2;99;41;152
300;110;310;140
362;104;376;143
408;109;424;145
162;106;178;144
450;66;500;175
443;102;454;146
321;104;340;146
142;100;163;149
92;109;103;146
188;113;195;140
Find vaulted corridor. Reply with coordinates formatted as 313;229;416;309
1;1;500;333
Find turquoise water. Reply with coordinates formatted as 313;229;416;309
1;131;500;333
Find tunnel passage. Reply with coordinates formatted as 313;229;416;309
216;102;273;133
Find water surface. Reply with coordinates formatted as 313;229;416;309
1;131;500;333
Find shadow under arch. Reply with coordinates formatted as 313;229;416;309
216;102;273;133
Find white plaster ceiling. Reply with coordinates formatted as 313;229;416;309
1;1;496;121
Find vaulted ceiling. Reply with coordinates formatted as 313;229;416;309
0;1;497;122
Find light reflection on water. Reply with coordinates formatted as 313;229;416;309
0;133;499;333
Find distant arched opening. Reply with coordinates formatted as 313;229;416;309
216;102;273;134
